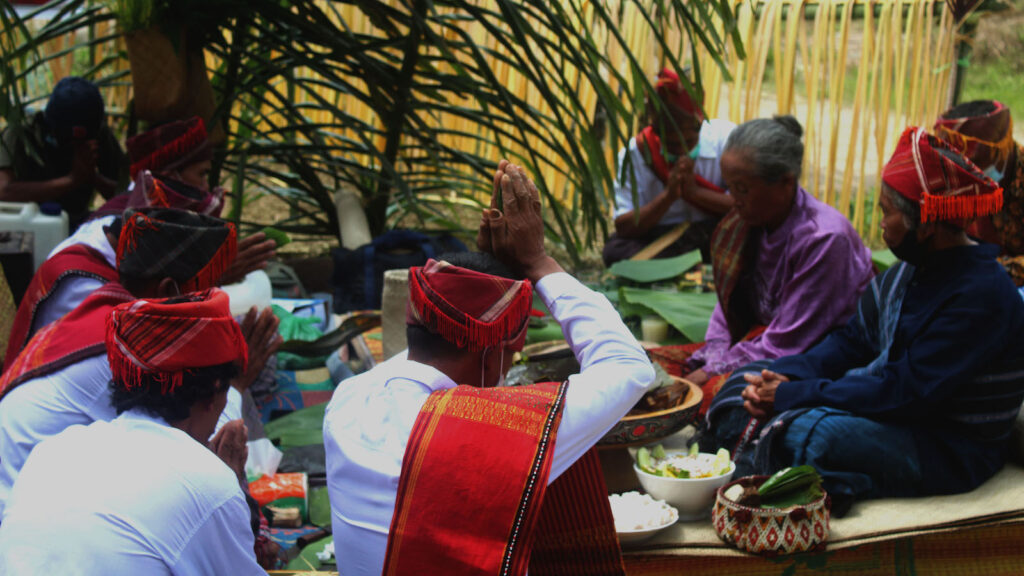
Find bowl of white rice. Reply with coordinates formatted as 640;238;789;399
608;491;679;545
634;451;736;521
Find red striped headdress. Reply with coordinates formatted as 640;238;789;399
128;116;211;179
934;101;1015;169
655;68;703;123
127;170;224;217
105;289;247;394
406;259;533;352
882;126;1003;223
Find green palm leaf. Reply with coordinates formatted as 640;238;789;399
609;250;702;283
3;0;741;263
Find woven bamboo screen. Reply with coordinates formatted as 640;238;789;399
15;0;957;243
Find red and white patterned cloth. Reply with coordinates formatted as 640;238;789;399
106;288;247;394
882;126;1003;223
406;258;532;352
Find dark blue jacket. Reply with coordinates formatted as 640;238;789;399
772;244;1024;494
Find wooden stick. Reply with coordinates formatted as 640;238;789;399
630;222;690;261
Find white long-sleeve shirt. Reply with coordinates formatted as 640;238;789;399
613;118;736;224
0;355;242;519
33;215;118;333
323;272;655;575
0;409;264;575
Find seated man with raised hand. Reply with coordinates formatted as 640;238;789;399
93;116;225;219
324;161;656;574
0;208;281;518
0;76;126;232
602;68;736;265
0;289;266;575
703;127;1024;515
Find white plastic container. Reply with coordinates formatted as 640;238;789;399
220;269;273;316
334;189;372;250
0;202;69;271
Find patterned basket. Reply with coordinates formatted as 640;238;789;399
712;475;830;556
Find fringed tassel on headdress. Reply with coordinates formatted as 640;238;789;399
184;223;238;292
117;212;159;263
129;120;207;178
921;187;1004;223
148;180;170;208
407;269;533;352
935;117;1016;169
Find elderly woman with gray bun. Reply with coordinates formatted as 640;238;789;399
681;115;874;408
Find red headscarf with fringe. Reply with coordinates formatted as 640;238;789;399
934;100;1015;169
655;68;703;123
106;289;247;395
406;259;532;352
882;126;1003;223
91;169;224;220
117;208;237;293
128;116;211;179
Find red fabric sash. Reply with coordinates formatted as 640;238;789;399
3;245;118;368
527;449;625;576
711;209;754;343
383;382;624;576
635;126;725;193
0;283;132;401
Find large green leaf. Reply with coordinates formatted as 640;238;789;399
620;287;718;343
608;250;702;283
264;403;327;450
872;248;898;273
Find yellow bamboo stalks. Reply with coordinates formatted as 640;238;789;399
852;0;876;234
12;0;958;245
822;0;853;210
745;0;776;119
836;0;863;222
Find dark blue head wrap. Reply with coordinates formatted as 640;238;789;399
44;76;105;144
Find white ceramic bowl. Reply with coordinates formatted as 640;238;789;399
634;455;736;521
616;514;678;546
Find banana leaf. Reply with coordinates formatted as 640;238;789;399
284;535;333;571
608;250;702;283
264;403;327;450
872;248;899;273
619;287;718;343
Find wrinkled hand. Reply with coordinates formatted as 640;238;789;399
70;136;99;188
667;156;696;200
479;161;561;282
220;232;277;286
741;369;789;420
209;419;249;483
234;306;282;393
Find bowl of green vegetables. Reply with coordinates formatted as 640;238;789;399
633;443;735;521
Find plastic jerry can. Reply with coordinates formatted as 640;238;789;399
220;269;273;317
0;201;69;271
